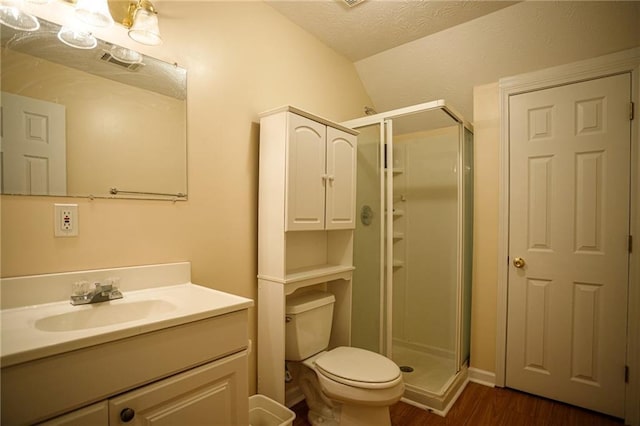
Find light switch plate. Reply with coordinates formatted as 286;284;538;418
54;204;78;237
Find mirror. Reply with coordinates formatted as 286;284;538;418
0;18;187;200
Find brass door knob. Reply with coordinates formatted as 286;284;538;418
513;257;526;268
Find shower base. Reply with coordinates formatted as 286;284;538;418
392;343;456;394
392;342;468;415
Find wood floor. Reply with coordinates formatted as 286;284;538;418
291;382;623;426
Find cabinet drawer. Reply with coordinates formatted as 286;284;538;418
39;402;108;426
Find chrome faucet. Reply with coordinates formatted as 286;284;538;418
71;279;123;305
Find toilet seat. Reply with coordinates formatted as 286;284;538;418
314;347;402;390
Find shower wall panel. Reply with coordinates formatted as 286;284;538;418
393;126;459;357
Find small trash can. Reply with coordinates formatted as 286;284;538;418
249;394;296;426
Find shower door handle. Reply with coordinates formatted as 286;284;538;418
512;257;526;269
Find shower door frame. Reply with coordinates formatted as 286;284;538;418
343;100;473;372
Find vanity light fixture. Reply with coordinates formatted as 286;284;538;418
74;0;113;28
1;0;164;50
123;0;162;46
0;0;40;31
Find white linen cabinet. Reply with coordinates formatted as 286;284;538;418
257;106;358;404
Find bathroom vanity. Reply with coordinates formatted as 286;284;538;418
0;262;253;425
257;106;358;405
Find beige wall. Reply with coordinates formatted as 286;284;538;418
0;2;372;394
471;83;500;373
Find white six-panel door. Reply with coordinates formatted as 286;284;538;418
1;92;66;195
506;73;631;417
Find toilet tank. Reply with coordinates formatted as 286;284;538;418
285;290;335;361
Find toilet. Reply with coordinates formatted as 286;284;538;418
285;290;404;426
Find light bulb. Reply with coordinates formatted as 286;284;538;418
0;0;39;31
75;0;113;28
128;8;162;46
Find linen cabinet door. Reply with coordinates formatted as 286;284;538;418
325;126;357;230
108;351;248;426
285;113;327;231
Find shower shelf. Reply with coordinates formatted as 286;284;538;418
393;232;404;241
385;167;404;175
392;209;405;218
392;260;404;268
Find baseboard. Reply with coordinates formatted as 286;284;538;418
467;367;496;387
285;384;305;409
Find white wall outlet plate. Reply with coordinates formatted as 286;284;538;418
54;203;78;237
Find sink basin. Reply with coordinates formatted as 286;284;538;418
1;282;254;367
34;299;176;332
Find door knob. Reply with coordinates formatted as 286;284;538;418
513;257;526;268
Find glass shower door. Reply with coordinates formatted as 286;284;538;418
388;109;460;395
346;101;473;409
352;122;385;353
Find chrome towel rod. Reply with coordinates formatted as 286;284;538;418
109;187;187;198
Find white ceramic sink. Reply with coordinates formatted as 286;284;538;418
1;282;253;367
34;299;177;332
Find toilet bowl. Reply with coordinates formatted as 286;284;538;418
285;291;404;426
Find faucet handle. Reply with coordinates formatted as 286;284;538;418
106;277;123;300
104;277;121;291
100;282;112;290
72;280;90;296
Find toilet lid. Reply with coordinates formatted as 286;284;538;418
315;347;401;387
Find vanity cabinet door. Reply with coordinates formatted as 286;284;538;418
108;351;248;426
39;401;108;426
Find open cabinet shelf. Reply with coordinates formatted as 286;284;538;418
285;264;355;284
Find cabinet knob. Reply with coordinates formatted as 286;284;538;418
120;408;135;423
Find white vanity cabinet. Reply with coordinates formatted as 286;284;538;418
263;107;358;231
257;106;358;405
1;264;253;425
41;350;247;426
4;310;250;425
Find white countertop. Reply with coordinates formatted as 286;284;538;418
1;283;253;367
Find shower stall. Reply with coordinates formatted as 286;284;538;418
342;101;473;413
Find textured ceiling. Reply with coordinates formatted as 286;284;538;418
267;1;640;124
265;0;517;61
353;1;640;121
